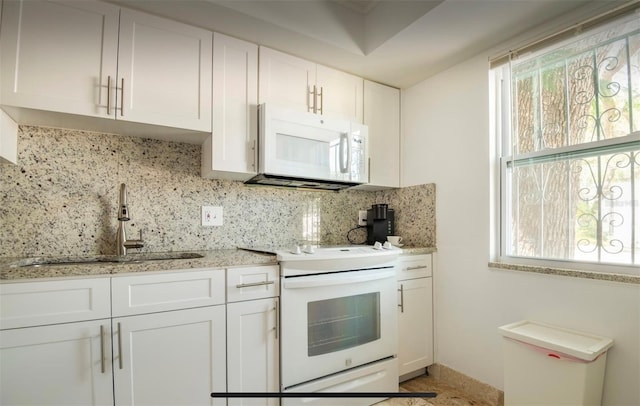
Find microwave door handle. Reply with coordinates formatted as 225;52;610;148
346;133;352;174
339;132;349;173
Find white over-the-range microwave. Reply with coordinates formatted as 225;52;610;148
245;104;369;190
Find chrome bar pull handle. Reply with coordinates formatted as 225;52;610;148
235;280;274;289
317;86;323;114
398;284;404;313
406;265;428;271
120;78;125;116
313;85;319;113
117;322;123;369
274;298;279;340
100;325;106;373
308;85;314;113
251;139;257;169
106;76;112;116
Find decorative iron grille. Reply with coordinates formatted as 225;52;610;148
504;18;640;267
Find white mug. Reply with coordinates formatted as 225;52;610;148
387;236;402;246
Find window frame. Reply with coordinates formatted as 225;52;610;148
494;16;640;275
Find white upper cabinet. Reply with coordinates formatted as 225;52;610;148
258;47;315;114
0;0;212;132
258;47;363;123
202;33;258;180
117;9;212;131
316;64;363;123
0;109;18;165
0;0;119;117
357;80;400;189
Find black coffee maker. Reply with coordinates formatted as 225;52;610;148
366;204;395;245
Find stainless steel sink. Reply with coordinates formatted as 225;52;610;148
18;252;205;268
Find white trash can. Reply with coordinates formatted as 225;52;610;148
499;320;613;406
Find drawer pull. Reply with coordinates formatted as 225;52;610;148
120;78;125;116
117;322;123;370
406;265;428;271
235;280;275;289
398;284;404;313
100;325;106;373
106;76;112;115
275;298;279;340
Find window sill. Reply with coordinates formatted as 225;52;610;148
488;262;640;285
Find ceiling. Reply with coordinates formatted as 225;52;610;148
110;0;617;88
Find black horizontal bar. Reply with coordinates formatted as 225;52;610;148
211;392;437;398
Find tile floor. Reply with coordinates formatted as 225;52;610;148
377;374;493;406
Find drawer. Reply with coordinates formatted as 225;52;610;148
111;269;225;317
0;278;111;329
397;254;432;281
227;265;279;303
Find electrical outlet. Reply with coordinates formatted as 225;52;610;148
202;206;223;226
358;210;368;226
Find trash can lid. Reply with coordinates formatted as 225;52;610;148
498;320;613;361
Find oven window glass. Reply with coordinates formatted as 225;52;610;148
307;292;380;356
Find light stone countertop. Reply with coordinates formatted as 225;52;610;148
0;246;437;281
0;249;278;281
400;247;437;256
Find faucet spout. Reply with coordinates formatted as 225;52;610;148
118;183;130;221
116;183;144;256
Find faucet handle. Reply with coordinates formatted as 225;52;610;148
139;229;143;241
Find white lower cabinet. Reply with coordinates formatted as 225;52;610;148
0;269;228;406
227;298;279;406
397;254;434;378
0;278;113;405
113;305;226;406
0;319;114;406
226;265;280;406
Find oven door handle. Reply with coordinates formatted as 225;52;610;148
283;269;395;289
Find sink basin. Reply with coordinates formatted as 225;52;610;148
18;252;205;268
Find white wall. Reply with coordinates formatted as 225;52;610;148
402;52;640;405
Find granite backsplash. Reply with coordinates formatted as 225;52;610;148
0;126;435;257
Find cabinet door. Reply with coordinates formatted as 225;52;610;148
0;0;119;117
0;109;18;164
397;277;433;376
203;33;258;180
362;80;400;189
258;47;315;113
227;298;279;406
316;64;363;123
0;319;114;406
113;305;226;406
117;9;212;131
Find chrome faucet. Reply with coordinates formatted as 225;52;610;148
116;183;144;256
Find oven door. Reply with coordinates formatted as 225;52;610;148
280;267;397;389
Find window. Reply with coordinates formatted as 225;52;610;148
495;12;640;271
